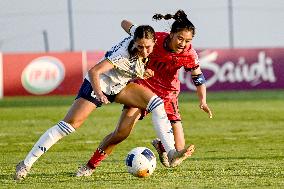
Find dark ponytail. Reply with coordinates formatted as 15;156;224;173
153;10;195;36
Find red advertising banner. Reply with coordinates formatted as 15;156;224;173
179;48;284;91
1;48;284;97
86;51;105;70
3;52;83;96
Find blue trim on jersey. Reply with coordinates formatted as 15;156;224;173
105;36;132;58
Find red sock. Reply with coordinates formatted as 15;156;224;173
87;148;108;169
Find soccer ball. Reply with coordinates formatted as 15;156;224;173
125;147;156;178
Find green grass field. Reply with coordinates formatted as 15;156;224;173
0;90;284;188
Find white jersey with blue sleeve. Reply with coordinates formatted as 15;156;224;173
129;24;137;36
85;35;146;95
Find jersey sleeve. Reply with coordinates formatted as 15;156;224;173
184;48;200;72
105;36;132;68
129;25;138;36
105;35;145;79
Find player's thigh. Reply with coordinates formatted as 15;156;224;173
63;97;96;128
115;83;155;109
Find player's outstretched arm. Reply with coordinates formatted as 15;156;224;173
196;85;213;118
191;67;213;118
121;20;135;35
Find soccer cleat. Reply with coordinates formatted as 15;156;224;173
168;144;195;167
75;165;95;177
14;161;31;180
151;138;170;167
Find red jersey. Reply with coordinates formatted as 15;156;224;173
136;32;199;98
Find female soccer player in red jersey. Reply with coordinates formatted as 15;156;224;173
76;10;213;176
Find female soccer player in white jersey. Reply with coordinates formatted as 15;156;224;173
14;25;191;180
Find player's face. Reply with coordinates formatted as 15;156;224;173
169;30;193;53
134;38;156;58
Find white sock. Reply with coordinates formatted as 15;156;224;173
147;96;175;153
24;121;75;167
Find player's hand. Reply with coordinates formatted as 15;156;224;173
143;69;154;79
199;102;213;118
97;93;110;104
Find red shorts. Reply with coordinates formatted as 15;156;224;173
130;79;181;122
163;97;181;121
139;96;181;122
